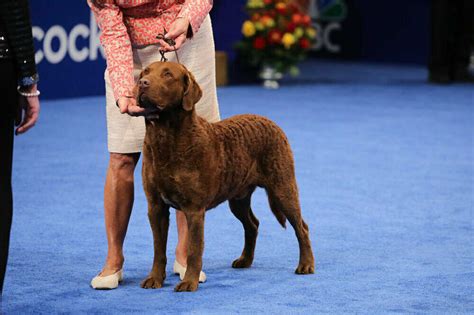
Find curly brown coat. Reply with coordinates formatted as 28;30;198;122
136;61;315;292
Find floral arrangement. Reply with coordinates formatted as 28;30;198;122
235;0;317;77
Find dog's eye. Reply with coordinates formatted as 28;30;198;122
164;72;173;79
143;68;150;75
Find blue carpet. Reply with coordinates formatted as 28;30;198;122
2;61;473;314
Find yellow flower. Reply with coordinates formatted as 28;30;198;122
282;33;296;49
242;21;256;37
255;22;264;31
306;27;317;39
289;66;300;77
247;0;264;9
294;27;304;39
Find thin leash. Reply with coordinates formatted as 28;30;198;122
156;28;180;64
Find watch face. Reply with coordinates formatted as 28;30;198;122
20;73;39;86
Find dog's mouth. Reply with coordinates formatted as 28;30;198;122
136;93;164;120
138;92;153;108
138;93;164;112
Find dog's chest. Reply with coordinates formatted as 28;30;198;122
157;170;200;209
146;156;202;209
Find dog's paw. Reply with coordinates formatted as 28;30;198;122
231;256;253;268
140;275;164;289
295;263;315;275
174;280;198;292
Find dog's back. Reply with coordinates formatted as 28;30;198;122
208;114;296;214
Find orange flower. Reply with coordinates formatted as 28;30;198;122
275;2;287;14
268;29;283;44
292;14;302;24
251;13;261;21
261;15;275;28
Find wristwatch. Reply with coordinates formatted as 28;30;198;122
18;73;40;87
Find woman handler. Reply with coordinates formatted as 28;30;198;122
88;0;220;289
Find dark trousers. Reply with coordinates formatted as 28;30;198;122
429;0;474;77
0;59;17;294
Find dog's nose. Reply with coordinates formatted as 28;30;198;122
139;78;150;88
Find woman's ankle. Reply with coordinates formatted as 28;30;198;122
102;253;124;273
175;250;187;267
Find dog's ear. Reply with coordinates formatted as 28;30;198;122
182;69;202;111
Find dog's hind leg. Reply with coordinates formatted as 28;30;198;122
141;198;170;289
265;183;315;274
229;191;259;268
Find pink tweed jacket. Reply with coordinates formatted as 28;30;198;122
88;0;212;100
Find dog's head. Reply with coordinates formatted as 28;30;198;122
135;61;202;116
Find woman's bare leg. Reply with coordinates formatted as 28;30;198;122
100;152;140;276
99;152;191;274
175;210;188;266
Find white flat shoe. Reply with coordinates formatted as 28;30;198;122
90;269;123;289
173;260;206;283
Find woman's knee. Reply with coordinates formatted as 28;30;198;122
109;152;139;173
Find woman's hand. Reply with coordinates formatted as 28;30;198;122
117;96;148;116
158;17;190;52
117;96;136;114
15;84;40;135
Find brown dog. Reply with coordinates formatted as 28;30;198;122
135;61;314;292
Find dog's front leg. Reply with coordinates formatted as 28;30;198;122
141;198;170;289
175;209;205;292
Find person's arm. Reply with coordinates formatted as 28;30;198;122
159;0;213;52
177;0;213;38
0;0;40;135
88;0;135;107
0;0;37;87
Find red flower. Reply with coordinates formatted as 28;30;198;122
302;15;312;26
299;38;311;49
253;37;266;50
267;9;276;18
287;3;298;13
251;13;261;21
264;0;273;5
268;29;282;44
286;22;296;32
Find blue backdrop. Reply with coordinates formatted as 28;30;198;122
30;1;107;99
30;0;430;99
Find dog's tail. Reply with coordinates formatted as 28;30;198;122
266;191;287;228
271;208;287;228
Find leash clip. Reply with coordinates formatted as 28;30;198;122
156;28;180;64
